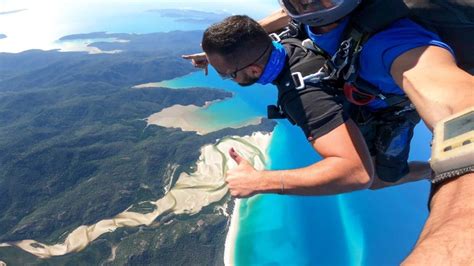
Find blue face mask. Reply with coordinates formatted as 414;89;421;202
305;17;350;56
257;41;287;85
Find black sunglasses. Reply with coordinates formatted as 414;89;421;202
217;43;272;80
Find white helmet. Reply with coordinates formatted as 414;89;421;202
279;0;361;26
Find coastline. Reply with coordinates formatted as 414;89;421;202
223;131;274;266
146;104;209;134
224;199;241;266
146;103;264;135
132;72;196;89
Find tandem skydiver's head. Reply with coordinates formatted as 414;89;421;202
202;15;278;87
279;0;361;26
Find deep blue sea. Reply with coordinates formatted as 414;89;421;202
1;3;432;264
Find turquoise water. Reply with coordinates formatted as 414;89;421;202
155;70;431;265
150;68;277;131
235;121;431;265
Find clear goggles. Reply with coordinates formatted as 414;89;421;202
279;0;344;17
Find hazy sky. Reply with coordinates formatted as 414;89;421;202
0;0;280;52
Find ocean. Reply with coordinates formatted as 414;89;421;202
0;1;432;264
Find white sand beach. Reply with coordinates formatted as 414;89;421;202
146;103;263;135
0;132;272;260
132;82;164;89
224;199;242;266
146;104;210;134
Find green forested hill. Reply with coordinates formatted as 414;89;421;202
0;31;275;265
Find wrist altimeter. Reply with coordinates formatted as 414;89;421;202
430;107;474;184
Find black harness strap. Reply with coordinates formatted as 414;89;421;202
268;38;330;124
269;1;416;122
331;0;411;107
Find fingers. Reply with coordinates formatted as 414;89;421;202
224;174;246;199
229;147;243;165
194;61;207;68
186;58;207;67
181;52;205;59
181;52;206;61
228;190;244;198
182;54;209;75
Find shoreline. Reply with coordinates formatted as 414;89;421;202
224;199;241;266
223;131;274;266
132;72;196;89
146;103;264;135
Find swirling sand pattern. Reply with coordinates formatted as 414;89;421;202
0;132;272;259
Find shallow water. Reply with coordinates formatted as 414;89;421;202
235;121;431;265
138;69;417;265
142;69;277;132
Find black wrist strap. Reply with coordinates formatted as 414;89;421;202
431;166;474;184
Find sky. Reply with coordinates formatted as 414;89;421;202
0;0;280;52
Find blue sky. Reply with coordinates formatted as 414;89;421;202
0;0;280;52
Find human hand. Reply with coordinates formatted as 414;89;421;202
225;148;261;198
181;52;209;75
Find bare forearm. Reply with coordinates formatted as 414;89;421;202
258;8;290;33
391;45;474;264
257;157;372;196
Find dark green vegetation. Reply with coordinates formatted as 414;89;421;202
0;30;275;265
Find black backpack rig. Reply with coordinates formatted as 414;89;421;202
268;0;474;118
267;37;336;124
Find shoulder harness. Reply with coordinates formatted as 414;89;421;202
270;0;416;111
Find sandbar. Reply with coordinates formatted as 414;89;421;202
146;103;263;135
224;199;242;266
0;132;273;260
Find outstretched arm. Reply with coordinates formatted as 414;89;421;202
225;120;374;198
390;45;474;264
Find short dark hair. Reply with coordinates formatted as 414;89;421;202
202;15;272;65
